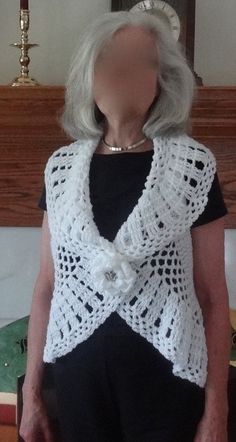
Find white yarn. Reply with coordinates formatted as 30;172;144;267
42;133;216;388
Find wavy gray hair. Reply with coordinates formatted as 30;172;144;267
60;10;196;140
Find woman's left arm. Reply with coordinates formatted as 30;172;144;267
191;216;231;441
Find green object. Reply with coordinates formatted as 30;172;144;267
0;316;29;393
231;347;236;361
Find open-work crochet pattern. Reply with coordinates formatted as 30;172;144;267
42;134;216;388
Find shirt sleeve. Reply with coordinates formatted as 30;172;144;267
38;183;47;211
191;171;228;229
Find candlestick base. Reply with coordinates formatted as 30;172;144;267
10;75;40;87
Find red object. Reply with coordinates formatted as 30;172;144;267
20;0;29;9
0;404;16;425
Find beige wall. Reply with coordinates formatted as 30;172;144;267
194;0;236;85
0;0;235;85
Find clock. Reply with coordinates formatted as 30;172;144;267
111;0;197;72
130;1;181;42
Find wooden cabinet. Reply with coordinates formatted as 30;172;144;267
0;86;70;227
0;85;236;228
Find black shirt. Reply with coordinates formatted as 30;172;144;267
38;149;228;242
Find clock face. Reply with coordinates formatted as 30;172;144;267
130;0;181;41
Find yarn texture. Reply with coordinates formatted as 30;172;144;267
42;133;216;388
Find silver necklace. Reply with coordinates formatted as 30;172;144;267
102;136;147;152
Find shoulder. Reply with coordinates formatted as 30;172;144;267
172;134;216;166
45;140;79;169
163;133;217;200
159;134;219;229
43;138;89;177
164;134;217;183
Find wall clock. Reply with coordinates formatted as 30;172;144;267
111;1;202;84
130;1;181;42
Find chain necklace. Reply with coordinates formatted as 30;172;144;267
101;136;148;152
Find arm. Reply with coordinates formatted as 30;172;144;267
22;211;54;400
191;216;231;412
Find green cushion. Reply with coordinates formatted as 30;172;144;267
0;316;29;393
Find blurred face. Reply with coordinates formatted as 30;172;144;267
93;26;160;121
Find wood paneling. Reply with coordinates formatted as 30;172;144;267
0;86;71;227
191;87;236;228
0;424;17;442
0;86;235;228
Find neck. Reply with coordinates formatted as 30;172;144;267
103;116;147;147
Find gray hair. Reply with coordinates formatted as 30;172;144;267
60;10;196;140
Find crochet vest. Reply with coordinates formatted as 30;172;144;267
42;133;216;388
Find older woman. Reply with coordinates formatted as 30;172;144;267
20;10;230;442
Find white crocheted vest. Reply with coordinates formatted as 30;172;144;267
42;133;216;388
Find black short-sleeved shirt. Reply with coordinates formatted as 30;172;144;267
38;149;228;242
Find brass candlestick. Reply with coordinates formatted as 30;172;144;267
10;9;40;86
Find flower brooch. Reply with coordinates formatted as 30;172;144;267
91;248;137;296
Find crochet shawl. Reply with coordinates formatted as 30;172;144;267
42;133;216;388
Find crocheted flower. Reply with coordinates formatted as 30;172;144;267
91;249;137;296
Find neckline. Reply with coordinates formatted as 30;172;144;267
72;135;164;251
93;149;154;157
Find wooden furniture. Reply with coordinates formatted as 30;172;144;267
0;424;17;442
0;85;235;228
191;87;236;228
0;86;70;227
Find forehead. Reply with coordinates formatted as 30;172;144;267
103;26;157;54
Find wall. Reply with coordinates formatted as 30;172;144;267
0;0;236;85
0;0;110;86
194;0;236;85
0;0;236;327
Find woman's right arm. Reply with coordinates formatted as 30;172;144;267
22;211;54;400
19;212;55;441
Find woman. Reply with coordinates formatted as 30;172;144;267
20;10;231;442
